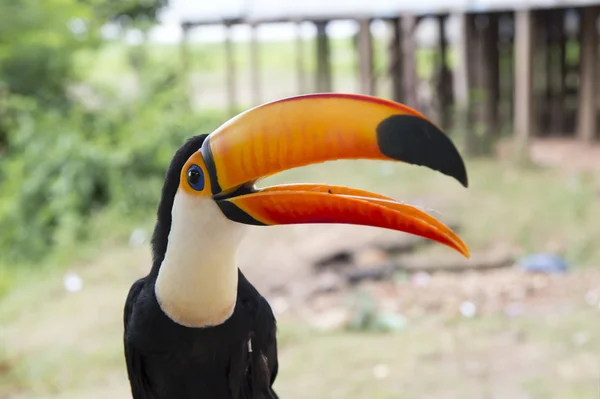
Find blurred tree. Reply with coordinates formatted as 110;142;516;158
85;0;168;23
83;0;171;90
0;0;100;149
0;0;220;269
0;0;97;103
0;0;169;108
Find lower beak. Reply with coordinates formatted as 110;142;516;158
203;93;470;258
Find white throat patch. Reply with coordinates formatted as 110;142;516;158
155;190;245;328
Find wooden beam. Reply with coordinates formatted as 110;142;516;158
468;15;481;93
249;24;261;105
357;18;374;95
224;23;237;115
534;11;549;136
315;20;332;92
453;14;470;108
386;17;403;102
295;21;306;94
179;24;192;110
513;10;535;163
577;6;599;143
179;24;191;74
499;13;516;126
481;13;500;135
401;14;419;108
436;14;451;129
453;13;476;155
544;10;553;108
553;9;567;135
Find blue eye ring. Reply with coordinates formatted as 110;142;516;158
186;164;205;191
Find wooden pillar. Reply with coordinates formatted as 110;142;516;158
250;24;261;105
453;14;470;109
544;11;553;110
179;24;192;110
577;6;599;143
180;24;191;74
481;13;500;135
542;9;565;136
295;21;306;94
468;15;482;93
315;20;332;92
436;14;452;129
357;18;374;95
554;9;567;135
514;10;535;163
387;17;403;102
454;13;476;154
498;13;516;126
224;23;237;115
534;11;549;135
401;14;419;108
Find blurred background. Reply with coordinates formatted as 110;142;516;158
1;0;600;398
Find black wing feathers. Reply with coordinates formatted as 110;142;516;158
124;278;157;399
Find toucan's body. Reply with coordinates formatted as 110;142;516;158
123;93;470;399
124;135;279;398
124;271;278;398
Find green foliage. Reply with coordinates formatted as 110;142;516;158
0;0;223;268
0;0;98;103
0;80;224;264
84;0;168;23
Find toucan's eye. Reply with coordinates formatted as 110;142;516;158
186;164;205;191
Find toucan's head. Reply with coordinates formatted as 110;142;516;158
154;93;470;267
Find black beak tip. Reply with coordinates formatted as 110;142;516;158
376;114;469;188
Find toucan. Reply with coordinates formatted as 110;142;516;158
123;93;470;398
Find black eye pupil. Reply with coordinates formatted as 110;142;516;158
186;164;205;191
188;169;201;184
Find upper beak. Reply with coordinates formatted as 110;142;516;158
200;93;470;258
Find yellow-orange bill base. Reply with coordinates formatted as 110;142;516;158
201;93;468;196
216;184;470;258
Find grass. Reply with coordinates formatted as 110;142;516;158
1;157;600;398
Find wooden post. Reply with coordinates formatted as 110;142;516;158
577;6;599;143
436;14;451;129
387;17;403;102
357;18;374;95
544;11;553;112
481;13;500;135
554;9;567;135
224;22;237;115
179;24;192;110
249;23;261;105
514;10;535;163
315;20;332;92
534;11;548;136
453;14;470;109
542;9;565;136
468;15;481;95
454;13;476;154
179;24;191;75
401;14;419;108
499;13;516;126
295;21;306;94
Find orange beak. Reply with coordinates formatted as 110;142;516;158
201;93;470;258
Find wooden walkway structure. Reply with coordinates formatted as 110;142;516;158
176;0;600;153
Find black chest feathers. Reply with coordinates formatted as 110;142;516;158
123;273;279;399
